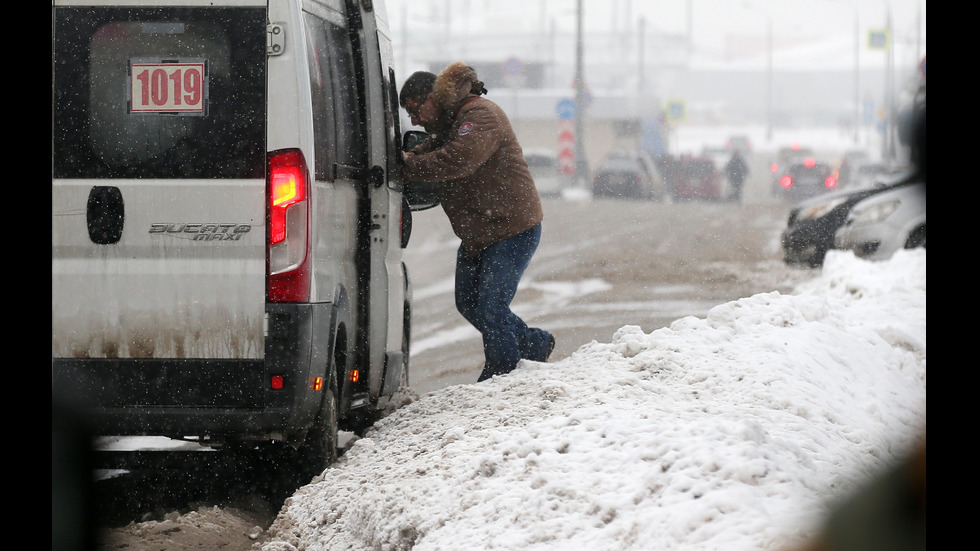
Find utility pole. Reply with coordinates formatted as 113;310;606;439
884;6;895;160
638;16;645;95
765;16;772;142
853;10;860;145
745;2;773;142
574;0;587;189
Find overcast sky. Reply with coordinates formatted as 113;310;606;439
385;0;926;71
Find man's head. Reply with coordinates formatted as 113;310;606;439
400;71;439;130
431;62;485;111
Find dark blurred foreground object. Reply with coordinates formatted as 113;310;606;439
797;437;925;551
52;398;96;551
912;106;925;181
793;102;925;551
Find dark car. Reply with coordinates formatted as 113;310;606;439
774;157;837;200
671;157;724;201
769;146;815;194
592;150;666;200
781;172;918;267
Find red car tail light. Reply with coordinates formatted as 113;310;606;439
268;149;311;302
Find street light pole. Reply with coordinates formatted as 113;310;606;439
828;0;861;145
574;0;587;189
853;10;860;145
745;2;773;142
766;15;772;142
883;4;895;160
638;16;645;96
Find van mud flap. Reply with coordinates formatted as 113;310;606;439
379;351;404;397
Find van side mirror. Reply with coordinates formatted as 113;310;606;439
402;131;441;211
403;130;428;152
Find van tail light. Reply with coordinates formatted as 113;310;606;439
779;174;793;189
825;175;837;189
268;149;311;302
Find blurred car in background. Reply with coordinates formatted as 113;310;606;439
702;146;730;173
846;161;892;188
835;179;925;260
671;156;724;201
833;149;870;187
727;135;752;155
833;149;900;190
773;157;837;200
524;149;562;197
781;172;918;267
592;150;667;200
769;145;815;194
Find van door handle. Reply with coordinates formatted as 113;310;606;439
87;186;125;245
332;164;385;188
368;165;385;188
333;163;368;181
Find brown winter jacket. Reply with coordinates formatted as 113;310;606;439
402;62;543;256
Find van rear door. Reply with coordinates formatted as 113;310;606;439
52;2;268;361
353;0;409;397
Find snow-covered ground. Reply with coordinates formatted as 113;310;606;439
257;248;925;551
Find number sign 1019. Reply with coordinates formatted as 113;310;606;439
130;61;207;114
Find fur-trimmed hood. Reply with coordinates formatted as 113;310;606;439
431;62;487;112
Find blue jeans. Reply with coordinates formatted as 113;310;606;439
455;223;553;382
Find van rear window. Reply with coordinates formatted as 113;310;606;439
53;7;266;179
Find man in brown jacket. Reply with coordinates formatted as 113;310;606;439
400;63;554;382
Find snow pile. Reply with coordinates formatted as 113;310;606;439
261;249;926;551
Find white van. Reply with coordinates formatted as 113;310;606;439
52;0;428;479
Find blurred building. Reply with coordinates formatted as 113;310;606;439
387;1;924;167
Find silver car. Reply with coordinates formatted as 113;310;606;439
834;180;925;260
524;149;563;197
592;150;667;200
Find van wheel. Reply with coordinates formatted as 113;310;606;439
244;386;336;500
298;374;339;479
905;226;926;249
804;247;829;268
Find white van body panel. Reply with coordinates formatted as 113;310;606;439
56;1;267;5
52;0;412;449
52;179;266;359
52;3;267;360
269;0;355;308
267;1;311;156
358;0;403;393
